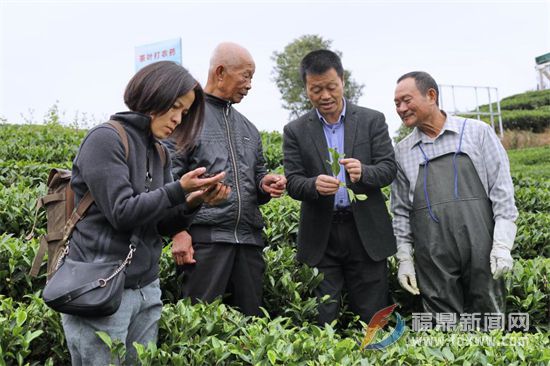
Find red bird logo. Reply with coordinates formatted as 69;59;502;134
360;304;399;349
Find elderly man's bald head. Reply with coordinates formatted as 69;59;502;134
209;42;254;72
205;42;255;104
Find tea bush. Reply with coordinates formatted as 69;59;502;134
477;89;550;132
1;122;549;364
260;194;300;247
262;244;324;323
0;295;66;365
508;146;550;179
0;123;84;164
260;131;284;172
0;183;45;237
514;185;550;213
0;234;45;301
480;109;550;133
514;212;550;259
506;257;550;331
485;89;550;111
0;160;70;189
1;294;549;365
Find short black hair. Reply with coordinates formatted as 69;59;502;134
300;49;344;84
397;71;439;106
124;61;204;152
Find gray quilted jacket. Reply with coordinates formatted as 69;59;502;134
168;93;271;246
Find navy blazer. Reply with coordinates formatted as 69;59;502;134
283;102;397;266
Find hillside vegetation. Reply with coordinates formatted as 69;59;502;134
478;89;550;133
394;89;550;147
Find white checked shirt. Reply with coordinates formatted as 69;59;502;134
391;114;518;255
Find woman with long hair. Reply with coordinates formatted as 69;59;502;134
61;61;226;364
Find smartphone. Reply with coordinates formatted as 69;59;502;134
198;171;223;179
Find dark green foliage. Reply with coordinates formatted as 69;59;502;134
506;258;550;331
1;120;550;364
0;183;45;237
393;124;414;144
481;109;550;133
0;235;46;301
475;89;550;132
0;160;71;189
0;259;549;364
0;295;67;365
514;212;550;259
260;131;284;173
155;299;248;364
0;123;85;164
485;89;550;111
158;243;180;304
514;182;550;213
262;244;324;323
260;194;300;247
508;146;550;179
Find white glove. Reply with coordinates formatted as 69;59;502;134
490;241;513;279
396;243;420;295
398;259;420;295
490;219;516;280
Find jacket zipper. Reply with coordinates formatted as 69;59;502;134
223;104;241;243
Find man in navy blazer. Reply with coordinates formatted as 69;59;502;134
283;50;397;324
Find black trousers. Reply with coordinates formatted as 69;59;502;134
178;242;265;317
315;215;390;325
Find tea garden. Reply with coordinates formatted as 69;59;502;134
0;119;548;365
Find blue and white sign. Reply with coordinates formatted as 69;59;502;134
135;38;182;71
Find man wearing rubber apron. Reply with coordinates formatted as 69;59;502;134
391;71;518;322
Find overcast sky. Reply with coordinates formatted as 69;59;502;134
1;0;549;137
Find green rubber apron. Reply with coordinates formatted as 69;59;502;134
410;120;505;316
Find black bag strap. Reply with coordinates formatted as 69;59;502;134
46;278;106;307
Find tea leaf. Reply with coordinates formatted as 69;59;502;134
327;148;344;176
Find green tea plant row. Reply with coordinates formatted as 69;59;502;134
480;89;550;112
1;233;548;330
0;124;84;164
1;123;548;186
2;292;550;365
478;109;550;133
2;181;548;262
476;89;550;132
1;123;549;364
0;160;71;188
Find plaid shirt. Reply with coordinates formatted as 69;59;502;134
391;114;518;252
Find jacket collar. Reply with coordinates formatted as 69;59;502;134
205;93;232;109
110;111;152;132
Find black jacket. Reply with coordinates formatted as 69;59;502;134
169;93;270;246
283;103;397;266
69;112;197;288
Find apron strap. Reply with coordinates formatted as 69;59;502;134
418;144;440;223
452;118;468;200
417;118;469;223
